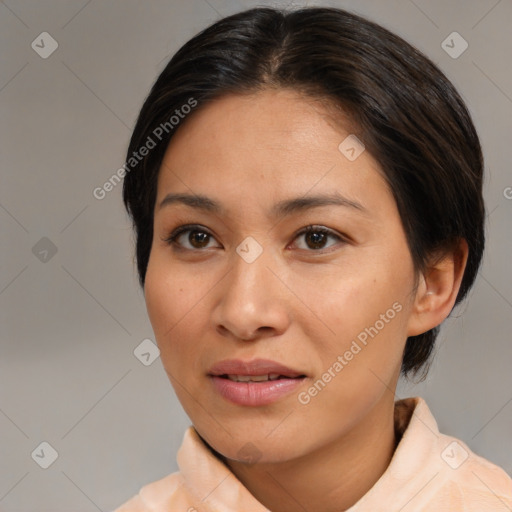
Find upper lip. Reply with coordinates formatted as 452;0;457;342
208;358;305;378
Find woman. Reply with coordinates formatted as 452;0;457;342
115;6;512;511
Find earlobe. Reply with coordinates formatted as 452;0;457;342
407;239;468;337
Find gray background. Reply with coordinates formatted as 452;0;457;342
1;0;511;510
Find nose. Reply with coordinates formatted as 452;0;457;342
211;244;291;342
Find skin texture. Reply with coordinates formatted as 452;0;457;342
144;88;468;512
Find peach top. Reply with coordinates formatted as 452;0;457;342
114;397;512;511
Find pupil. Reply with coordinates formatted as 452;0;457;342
307;231;325;249
190;231;208;248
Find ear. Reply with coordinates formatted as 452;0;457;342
407;239;469;337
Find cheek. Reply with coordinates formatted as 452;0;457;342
145;250;193;330
144;254;191;350
144;261;174;338
292;255;411;347
144;252;216;371
301;271;412;410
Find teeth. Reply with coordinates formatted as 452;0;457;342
226;373;283;382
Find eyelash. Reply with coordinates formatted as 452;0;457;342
162;224;347;253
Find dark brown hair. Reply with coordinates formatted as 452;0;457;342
122;6;485;378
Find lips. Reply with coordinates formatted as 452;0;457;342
208;358;305;378
225;373;285;382
208;358;306;406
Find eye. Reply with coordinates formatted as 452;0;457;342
163;224;347;253
163;224;220;251
291;225;346;252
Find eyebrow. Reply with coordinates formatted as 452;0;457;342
158;191;368;218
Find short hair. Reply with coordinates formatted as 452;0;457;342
122;7;485;378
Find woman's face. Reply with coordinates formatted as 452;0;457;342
145;88;419;463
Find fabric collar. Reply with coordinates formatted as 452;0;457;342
175;397;438;511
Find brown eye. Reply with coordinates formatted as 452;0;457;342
293;225;346;252
164;225;220;250
305;229;328;249
187;230;210;248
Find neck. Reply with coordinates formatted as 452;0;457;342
223;394;398;512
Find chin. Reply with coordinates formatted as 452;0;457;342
197;424;304;465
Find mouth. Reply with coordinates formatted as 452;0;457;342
208;359;307;406
208;358;305;378
219;373;304;382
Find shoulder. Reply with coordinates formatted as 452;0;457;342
112;425;239;511
112;493;145;512
439;435;512;510
386;397;512;511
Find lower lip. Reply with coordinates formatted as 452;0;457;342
210;375;305;406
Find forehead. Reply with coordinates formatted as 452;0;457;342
156;88;390;215
163;88;356;165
